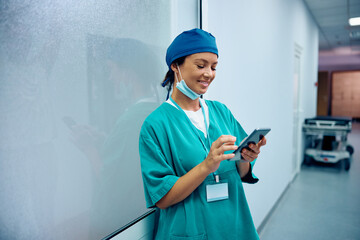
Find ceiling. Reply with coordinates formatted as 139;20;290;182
303;0;360;51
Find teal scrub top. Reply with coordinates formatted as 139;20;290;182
139;100;259;240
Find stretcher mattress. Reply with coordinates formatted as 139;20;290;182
303;116;352;135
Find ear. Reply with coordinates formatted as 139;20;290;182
170;63;178;73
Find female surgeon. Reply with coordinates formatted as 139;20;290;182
139;28;267;240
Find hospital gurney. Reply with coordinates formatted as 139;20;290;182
302;116;354;171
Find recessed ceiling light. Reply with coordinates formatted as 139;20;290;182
349;17;360;26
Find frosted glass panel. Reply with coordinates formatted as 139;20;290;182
0;1;170;239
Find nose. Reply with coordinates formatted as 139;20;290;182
203;67;213;79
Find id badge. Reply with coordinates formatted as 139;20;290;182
206;182;229;202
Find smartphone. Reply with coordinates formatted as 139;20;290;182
228;128;271;161
62;116;77;130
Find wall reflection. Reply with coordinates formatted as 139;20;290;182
0;1;168;239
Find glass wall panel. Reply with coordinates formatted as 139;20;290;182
0;1;171;239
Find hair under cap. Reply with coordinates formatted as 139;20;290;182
165;28;218;69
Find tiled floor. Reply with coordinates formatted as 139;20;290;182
259;122;360;240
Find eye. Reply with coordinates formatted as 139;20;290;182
197;65;204;69
211;67;217;71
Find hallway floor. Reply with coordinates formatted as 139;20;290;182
259;122;360;240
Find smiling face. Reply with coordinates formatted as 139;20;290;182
171;52;218;96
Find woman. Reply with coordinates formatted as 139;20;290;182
139;28;266;239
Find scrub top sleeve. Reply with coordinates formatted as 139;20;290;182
139;134;179;208
240;163;259;184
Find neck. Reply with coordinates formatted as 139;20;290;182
171;88;201;111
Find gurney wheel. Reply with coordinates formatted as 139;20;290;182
344;158;350;171
346;145;354;156
304;155;312;166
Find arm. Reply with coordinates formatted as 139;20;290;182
156;135;238;209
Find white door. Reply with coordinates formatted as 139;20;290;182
292;44;303;177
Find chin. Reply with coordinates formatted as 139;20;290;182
198;89;208;95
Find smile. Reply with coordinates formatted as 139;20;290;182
198;80;209;87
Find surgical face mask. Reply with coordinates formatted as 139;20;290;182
175;64;201;100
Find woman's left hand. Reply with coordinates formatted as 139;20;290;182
241;137;267;162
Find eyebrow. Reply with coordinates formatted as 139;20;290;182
194;58;218;64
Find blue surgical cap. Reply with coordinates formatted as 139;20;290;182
166;28;218;69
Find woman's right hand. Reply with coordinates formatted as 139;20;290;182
203;135;238;173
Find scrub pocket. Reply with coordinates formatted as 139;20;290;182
170;233;207;240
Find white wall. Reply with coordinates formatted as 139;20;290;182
205;0;318;228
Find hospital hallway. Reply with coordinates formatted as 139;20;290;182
259;122;360;240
